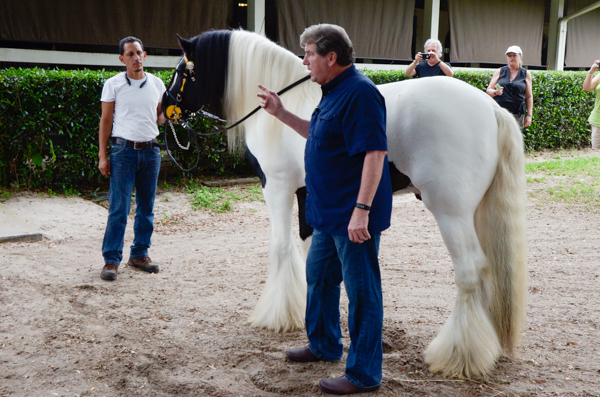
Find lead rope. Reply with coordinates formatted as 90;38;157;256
168;120;190;150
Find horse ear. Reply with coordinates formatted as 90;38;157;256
176;34;193;56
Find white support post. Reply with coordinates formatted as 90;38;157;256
555;20;568;71
423;0;441;43
547;0;564;70
550;0;600;70
247;0;266;36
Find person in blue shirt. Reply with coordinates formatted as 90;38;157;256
257;24;392;395
405;38;453;78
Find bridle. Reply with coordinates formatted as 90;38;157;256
164;53;310;134
163;54;196;123
162;53;310;171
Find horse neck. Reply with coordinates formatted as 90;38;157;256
224;31;317;123
223;30;319;153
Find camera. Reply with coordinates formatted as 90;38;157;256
422;53;431;60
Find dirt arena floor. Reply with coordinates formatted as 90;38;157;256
1;150;600;397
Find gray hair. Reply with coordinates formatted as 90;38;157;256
299;24;355;66
424;38;443;56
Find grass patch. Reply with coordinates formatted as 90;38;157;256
187;182;263;212
526;154;600;212
158;209;179;225
525;156;600;178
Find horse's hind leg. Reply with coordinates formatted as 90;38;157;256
423;206;500;378
247;180;306;332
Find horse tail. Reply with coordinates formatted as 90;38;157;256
475;106;527;357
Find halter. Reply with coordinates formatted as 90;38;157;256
164;53;310;132
164;54;195;121
162;53;310;172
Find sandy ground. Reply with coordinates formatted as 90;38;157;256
2;150;600;397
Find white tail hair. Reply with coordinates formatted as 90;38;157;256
475;105;528;356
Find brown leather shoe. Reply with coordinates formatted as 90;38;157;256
319;376;380;395
285;346;321;362
100;264;118;281
127;257;160;273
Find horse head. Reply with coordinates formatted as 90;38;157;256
162;30;232;122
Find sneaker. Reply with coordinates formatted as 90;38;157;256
101;264;118;281
127;257;160;273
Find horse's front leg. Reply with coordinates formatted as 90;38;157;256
248;179;307;332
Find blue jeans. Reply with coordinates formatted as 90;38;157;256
102;143;161;265
306;229;383;388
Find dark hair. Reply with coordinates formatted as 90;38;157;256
119;36;144;55
299;24;354;66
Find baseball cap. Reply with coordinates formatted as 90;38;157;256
505;45;522;55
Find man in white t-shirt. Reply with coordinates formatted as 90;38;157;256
98;36;166;281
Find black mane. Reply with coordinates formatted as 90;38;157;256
189;30;232;114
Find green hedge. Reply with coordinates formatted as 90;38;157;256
362;68;595;151
0;67;596;190
0;68;248;190
0;69;104;190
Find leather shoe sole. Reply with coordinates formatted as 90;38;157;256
319;376;380;395
285;346;321;362
101;264;118;281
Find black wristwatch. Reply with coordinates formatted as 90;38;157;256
355;203;371;211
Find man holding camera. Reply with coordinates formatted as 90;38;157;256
257;24;392;395
405;38;453;78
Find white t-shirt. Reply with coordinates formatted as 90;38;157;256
100;72;166;142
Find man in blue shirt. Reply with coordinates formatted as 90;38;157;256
257;24;392;395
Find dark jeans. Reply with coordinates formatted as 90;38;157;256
306;229;383;388
102;142;161;265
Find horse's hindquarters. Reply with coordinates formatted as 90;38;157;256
380;77;525;378
381;77;499;211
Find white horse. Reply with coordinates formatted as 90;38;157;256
162;29;527;378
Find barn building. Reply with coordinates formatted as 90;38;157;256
1;0;599;71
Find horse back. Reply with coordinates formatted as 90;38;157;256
380;77;500;195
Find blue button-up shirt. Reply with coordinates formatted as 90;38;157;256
305;65;392;235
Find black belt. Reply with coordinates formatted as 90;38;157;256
111;137;160;150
